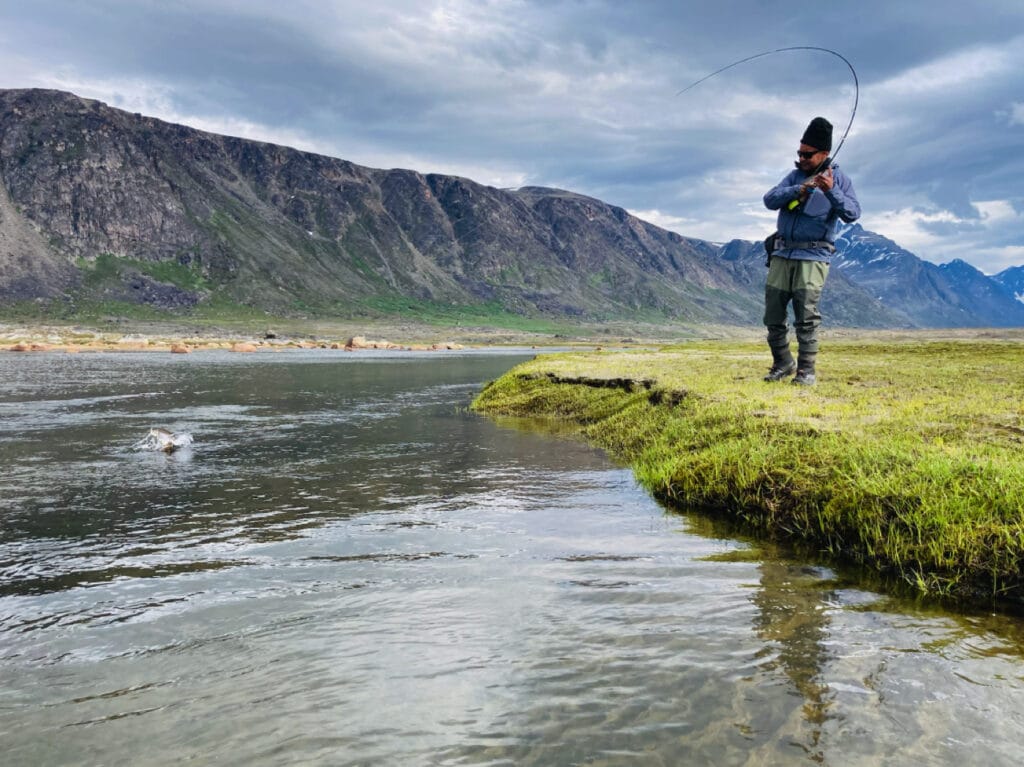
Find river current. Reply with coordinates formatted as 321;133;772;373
2;349;1023;766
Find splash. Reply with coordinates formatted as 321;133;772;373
136;428;194;453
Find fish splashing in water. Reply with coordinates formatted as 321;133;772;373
136;428;194;453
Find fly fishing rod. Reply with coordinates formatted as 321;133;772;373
677;45;859;169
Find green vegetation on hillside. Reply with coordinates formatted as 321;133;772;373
358;297;571;333
472;340;1024;605
78;252;209;291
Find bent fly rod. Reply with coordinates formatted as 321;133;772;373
677;46;859;167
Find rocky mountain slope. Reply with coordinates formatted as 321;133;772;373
1;88;1021;328
0;88;765;323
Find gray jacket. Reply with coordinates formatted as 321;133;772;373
763;163;860;261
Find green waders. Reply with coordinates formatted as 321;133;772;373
764;256;830;378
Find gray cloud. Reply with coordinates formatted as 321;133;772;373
1;0;1023;273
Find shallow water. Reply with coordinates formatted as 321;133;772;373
2;349;1023;766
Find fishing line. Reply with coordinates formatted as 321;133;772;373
677;46;859;163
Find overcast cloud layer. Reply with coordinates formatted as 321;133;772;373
2;0;1022;273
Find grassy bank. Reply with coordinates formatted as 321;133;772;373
471;337;1024;605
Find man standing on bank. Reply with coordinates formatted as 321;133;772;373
762;117;861;385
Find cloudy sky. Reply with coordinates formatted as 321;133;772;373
2;1;1023;273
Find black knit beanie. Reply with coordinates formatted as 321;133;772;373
801;117;833;152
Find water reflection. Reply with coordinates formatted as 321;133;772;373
751;561;835;763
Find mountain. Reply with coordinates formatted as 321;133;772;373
833;225;1024;327
0;88;767;324
0;88;1021;329
993;266;1024;307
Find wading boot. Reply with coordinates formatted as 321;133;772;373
792;356;817;386
763;349;796;382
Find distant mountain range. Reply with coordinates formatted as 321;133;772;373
832;225;1024;327
992;264;1024;307
1;88;1022;328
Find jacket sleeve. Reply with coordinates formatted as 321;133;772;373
763;171;802;211
824;169;861;223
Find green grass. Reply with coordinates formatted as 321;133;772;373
357;296;571;333
472;339;1024;605
78;252;210;292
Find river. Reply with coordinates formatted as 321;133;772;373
2;349;1023;766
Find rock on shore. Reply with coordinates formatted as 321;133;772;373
2;325;470;354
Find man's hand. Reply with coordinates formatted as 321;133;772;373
809;168;834;192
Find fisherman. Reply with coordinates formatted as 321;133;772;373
762;117;860;385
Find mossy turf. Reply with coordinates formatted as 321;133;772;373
472;339;1024;604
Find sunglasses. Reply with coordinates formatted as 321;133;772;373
797;150;821;159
